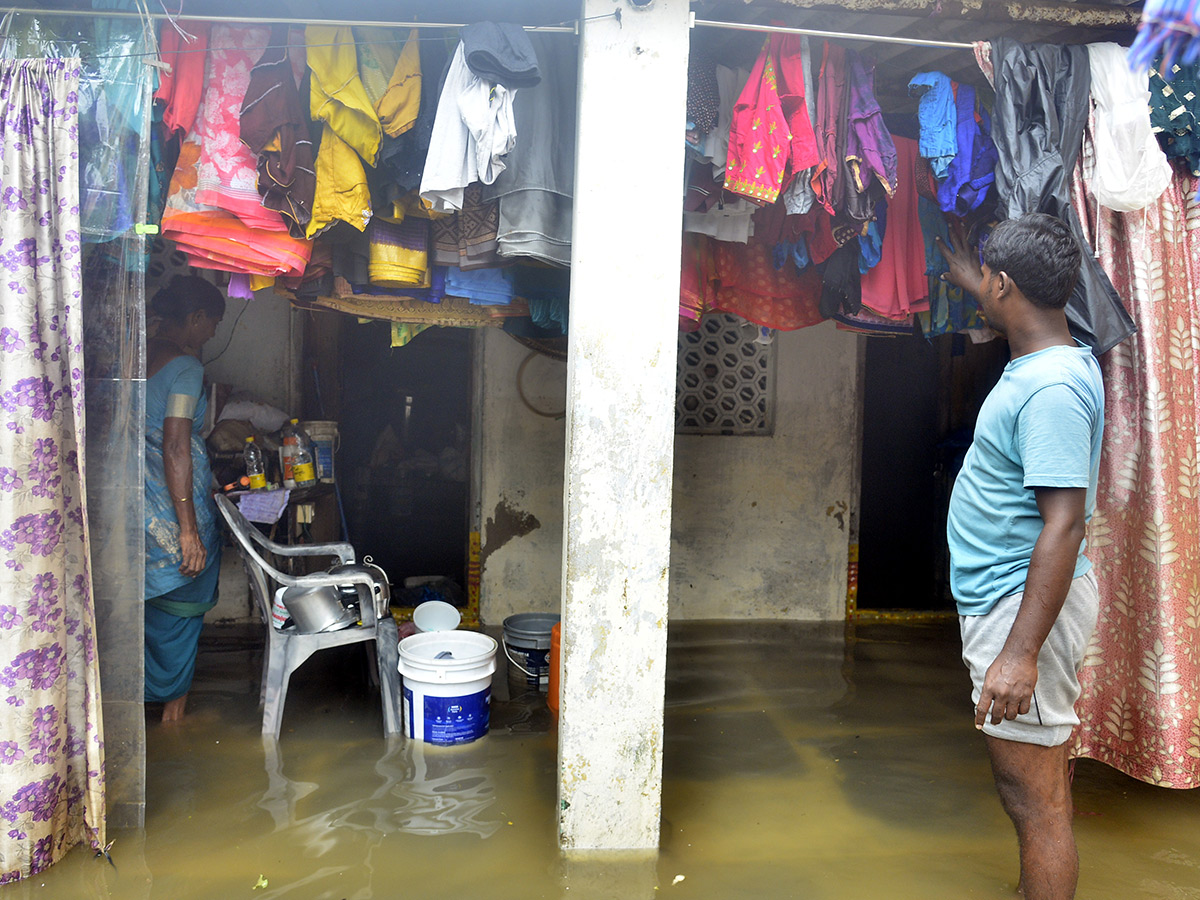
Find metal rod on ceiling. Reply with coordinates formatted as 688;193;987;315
691;16;976;51
0;6;577;32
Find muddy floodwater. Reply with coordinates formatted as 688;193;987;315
15;621;1200;899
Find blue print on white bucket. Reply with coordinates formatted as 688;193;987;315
404;686;490;745
398;631;497;746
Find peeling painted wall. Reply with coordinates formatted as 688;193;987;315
479;324;861;624
478;328;568;623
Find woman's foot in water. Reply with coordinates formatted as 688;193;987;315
162;693;188;723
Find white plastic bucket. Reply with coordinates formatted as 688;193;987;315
299;420;339;484
398;631;497;745
502;613;560;692
413;600;461;633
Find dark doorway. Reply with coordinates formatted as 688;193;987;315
338;323;471;590
857;333;1007;611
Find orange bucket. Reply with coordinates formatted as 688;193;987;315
547;621;561;716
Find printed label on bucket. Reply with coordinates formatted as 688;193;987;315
509;647;550;688
405;686;491;745
314;443;334;479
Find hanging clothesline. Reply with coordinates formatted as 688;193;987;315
6;5;986;52
0;7;578;33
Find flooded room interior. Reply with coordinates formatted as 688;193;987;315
3;0;1199;897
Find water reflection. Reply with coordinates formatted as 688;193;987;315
258;735;500;841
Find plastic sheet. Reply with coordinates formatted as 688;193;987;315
1;10;155;244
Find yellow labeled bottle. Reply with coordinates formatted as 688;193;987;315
244;436;267;490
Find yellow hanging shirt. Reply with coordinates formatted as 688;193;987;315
306;26;382;167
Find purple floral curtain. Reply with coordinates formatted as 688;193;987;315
0;58;105;882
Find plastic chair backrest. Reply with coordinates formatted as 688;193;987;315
214;494;382;627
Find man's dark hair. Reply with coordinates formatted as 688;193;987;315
981;213;1082;310
149;275;226;323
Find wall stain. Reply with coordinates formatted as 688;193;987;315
481;497;542;568
826;500;848;531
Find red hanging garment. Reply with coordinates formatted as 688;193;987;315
725;39;791;203
155;21;210;137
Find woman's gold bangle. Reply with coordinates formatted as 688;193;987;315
176;496;191;503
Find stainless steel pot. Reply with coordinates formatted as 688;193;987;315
281;584;358;634
327;559;391;619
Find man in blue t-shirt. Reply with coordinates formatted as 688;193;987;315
937;213;1104;900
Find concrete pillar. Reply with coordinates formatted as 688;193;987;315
558;0;691;851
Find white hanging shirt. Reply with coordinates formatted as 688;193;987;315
420;43;518;213
1087;42;1172;212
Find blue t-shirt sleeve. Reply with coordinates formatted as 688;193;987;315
1016;383;1095;489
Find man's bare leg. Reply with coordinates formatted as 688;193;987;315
985;735;1077;900
162;693;188;723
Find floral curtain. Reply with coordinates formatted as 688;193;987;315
0;59;105;881
1071;121;1200;788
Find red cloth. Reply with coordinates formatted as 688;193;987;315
725;39;788;203
725;35;818;205
679;233;717;329
861;136;929;317
775;34;820;189
711;234;824;330
155;21;210;137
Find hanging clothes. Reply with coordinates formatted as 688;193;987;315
860;136;928;318
162;139;313;276
376;33;449;200
725;34;819;205
162;28;312;276
710;234;825;330
812;41;850;217
461;21;541;89
445;265;516;305
1087;43;1172;212
1148;59;1200;176
240;26;316;239
306;124;373;239
367;217;429;288
783;36;819;215
431;183;501;269
479;34;576;266
936;83;998;215
844;51;898;222
687;48;721;136
915;196;984;338
377;31;423;138
834;305;915;336
1070;131;1200;789
908;72;957;179
420;42;518;213
155;21;209;138
988;38;1135;355
307;26;382;167
192;26;286;232
697;64;751;177
513;265;570;335
819;242;863;318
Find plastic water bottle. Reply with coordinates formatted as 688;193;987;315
289;423;317;488
280;419;299;488
243;437;267;490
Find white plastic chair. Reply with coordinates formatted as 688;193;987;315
215;494;401;738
